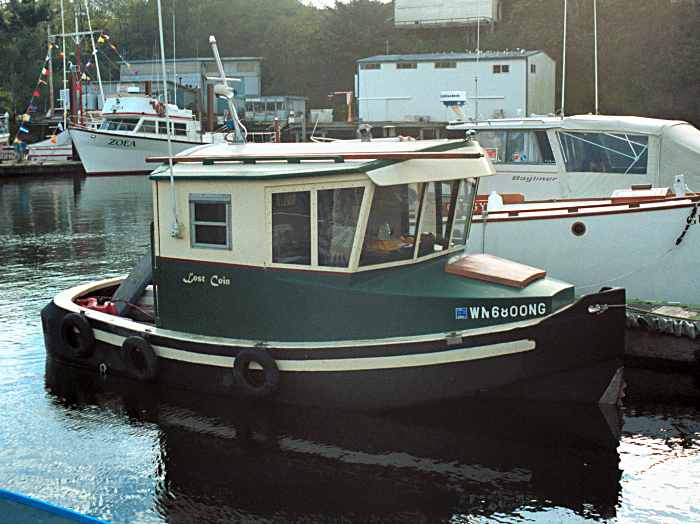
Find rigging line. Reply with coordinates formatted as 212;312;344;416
59;0;67;128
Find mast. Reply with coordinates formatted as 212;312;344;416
474;15;480;122
172;9;177;106
48;24;55;119
83;0;105;108
156;0;182;237
560;0;568;117
73;2;82;124
59;0;67;128
593;0;599;115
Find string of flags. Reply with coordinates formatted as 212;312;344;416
13;33;132;146
14;44;53;145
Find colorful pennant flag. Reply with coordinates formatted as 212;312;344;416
50;135;57;144
21;114;30;122
32;89;40;97
19;125;29;134
38;78;47;85
41;67;48;76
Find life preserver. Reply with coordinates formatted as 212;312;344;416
122;336;159;382
233;349;280;398
60;312;96;358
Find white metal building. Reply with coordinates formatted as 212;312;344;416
356;51;555;123
119;57;262;98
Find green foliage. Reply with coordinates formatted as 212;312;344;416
1;0;699;124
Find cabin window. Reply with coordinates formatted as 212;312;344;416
174;123;187;136
189;194;231;249
530;64;537;74
396;62;417;70
450;178;479;247
272;191;311;265
417;181;460;256
557;132;649;174
361;63;381;70
317;187;364;267
140;120;157;134
477;130;555;164
434;61;457;69
493;64;510;74
360;184;422;266
101;118;140;131
157;122;169;134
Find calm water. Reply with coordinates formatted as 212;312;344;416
0;175;699;524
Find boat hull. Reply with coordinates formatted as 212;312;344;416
468;201;699;304
41;282;625;410
69;127;203;176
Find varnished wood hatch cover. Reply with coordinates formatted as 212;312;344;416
445;254;547;288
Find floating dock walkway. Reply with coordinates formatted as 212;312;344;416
0;160;84;178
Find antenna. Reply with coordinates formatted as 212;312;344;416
593;0;599;114
209;35;247;142
172;6;177;105
82;0;104;108
474;15;480;122
560;0;567;117
156;0;182;238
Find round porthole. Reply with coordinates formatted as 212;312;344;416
571;221;586;237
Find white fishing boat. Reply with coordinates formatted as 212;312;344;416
447;115;700;199
69;86;208;175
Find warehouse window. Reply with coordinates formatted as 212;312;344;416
530;64;537;74
361;63;381;70
493;64;510;74
237;62;255;73
434;61;457;69
396;62;417;70
189;194;231;249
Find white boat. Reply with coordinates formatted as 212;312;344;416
465;184;699;307
448;114;700;199
27;129;74;162
70;87;208;175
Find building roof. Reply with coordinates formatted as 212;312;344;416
358;50;545;64
126;56;263;65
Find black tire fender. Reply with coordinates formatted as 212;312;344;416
60;312;96;359
233;349;280;398
123;336;159;382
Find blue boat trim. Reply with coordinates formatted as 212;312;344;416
0;487;108;524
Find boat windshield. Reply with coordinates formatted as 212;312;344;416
476;130;555;164
100;118;140;131
360;178;478;267
557;131;649;174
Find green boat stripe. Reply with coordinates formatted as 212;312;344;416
94;329;534;371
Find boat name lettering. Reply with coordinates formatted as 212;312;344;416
455;302;547;320
181;272;231;287
107;138;136;148
511;175;558;183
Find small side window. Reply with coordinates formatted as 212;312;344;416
189;194;231;249
174;123;187;136
140;120;157;134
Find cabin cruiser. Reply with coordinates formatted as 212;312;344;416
69;86;208;175
448;114;700;199
41;138;624;409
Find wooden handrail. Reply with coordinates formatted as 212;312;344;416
145;151;483;164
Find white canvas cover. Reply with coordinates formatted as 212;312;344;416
658;123;700;191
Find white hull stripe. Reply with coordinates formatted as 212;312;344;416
94;329;535;372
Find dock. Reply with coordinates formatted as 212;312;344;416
0;160;84;178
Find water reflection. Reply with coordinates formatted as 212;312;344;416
45;359;622;523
